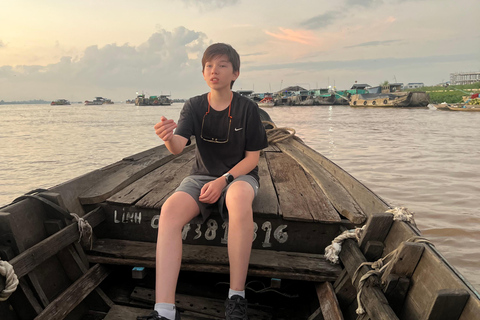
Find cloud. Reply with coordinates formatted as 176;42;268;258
344;39;401;48
0;40;4;48
0;27;211;100
299;11;342;30
180;0;239;9
265;28;318;45
245;53;479;72
345;0;383;7
242;52;267;57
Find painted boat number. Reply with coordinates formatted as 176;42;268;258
180;220;288;247
113;210;288;246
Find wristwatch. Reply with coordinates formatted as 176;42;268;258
223;173;234;185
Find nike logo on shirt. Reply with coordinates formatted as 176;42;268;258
235;127;243;131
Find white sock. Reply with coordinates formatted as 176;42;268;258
154;303;176;320
228;289;245;299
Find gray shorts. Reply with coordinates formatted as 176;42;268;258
175;175;259;224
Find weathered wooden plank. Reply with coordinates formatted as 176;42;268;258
315;282;344;320
103;305;216;320
96;204;342;254
358;213;393;257
252;153;279;216
263;144;280;152
130;287;272;319
266;152;340;222
39;192;91;267
134;156;197;210
34;264;110;320
107;148;195;206
380;242;424;284
44;219;114;311
425;289;469;320
382;274;410;315
338;239;399;320
8;207;105;279
282;137;389;216
305;173;342;223
87;239;341;282
79;144;195;205
275;139;365;224
384;221;480;320
307;307;324;320
333;269;357;310
0;209;54;312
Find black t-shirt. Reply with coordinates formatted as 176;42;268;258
175;91;269;182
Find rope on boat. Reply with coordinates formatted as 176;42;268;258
324;226;366;264
13;191;93;250
324;207;423;314
262;121;296;144
385;206;416;225
70;213;93;250
325;207;415;265
0;260;19;301
352;236;433;315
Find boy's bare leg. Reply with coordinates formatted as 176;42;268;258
225;181;255;291
156;191;200;303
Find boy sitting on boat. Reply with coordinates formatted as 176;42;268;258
140;43;268;320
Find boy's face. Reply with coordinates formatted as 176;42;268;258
202;54;239;91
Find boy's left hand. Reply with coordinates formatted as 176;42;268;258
199;178;226;204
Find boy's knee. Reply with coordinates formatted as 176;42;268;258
226;181;255;204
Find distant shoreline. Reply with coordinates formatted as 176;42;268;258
0;100;51;105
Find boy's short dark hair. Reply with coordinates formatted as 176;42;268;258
202;43;240;88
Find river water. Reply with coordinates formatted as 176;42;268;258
1;103;479;289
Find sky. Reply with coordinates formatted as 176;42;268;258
0;0;479;101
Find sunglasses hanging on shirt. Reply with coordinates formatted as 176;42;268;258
200;93;233;144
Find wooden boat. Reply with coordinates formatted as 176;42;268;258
349;84;430;108
257;96;274;108
432;103;480;112
1;110;479;320
85;97;105;105
51;99;71;106
447;105;480;112
349;92;430;108
135;94;172;106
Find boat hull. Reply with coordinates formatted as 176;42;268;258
350;92;430;108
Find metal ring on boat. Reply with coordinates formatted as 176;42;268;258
384;99;388;104
363;101;367;105
372;101;376;105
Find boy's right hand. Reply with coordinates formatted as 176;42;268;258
154;116;177;142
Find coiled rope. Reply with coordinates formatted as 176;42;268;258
70;213;93;250
262;121;296;144
386;207;416;225
324;207;425;315
0;260;19;301
325;226;366;264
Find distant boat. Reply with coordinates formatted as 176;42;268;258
257;96;274;108
85;97;105;105
51;99;71;106
350;84;430;108
447;104;480;112
135;94;172;106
